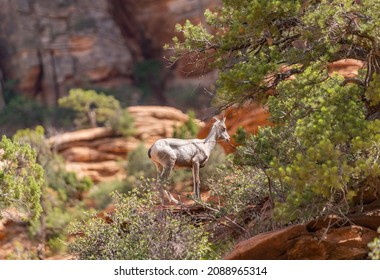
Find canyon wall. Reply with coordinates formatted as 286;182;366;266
0;0;220;106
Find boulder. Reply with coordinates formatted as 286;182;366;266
225;215;380;260
224;224;309;260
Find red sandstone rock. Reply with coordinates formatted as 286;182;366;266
224;224;308;260
224;218;379;260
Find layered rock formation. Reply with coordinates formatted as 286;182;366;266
48;106;204;182
0;0;133;104
0;0;220;106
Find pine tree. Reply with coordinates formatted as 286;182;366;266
168;0;380;221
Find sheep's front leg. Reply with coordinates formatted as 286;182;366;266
192;161;201;200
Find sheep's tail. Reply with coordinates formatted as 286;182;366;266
148;146;152;158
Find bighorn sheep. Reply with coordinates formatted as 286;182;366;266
148;116;230;204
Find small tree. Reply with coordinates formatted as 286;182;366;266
58;89;134;136
0;135;43;220
167;0;380;222
13;126;92;258
58;88;121;128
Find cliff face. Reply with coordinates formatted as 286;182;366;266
0;0;219;106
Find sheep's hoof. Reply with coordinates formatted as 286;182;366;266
173;197;182;205
192;195;201;202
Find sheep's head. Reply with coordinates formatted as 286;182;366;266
213;116;230;142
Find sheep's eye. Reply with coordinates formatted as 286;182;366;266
221;127;226;132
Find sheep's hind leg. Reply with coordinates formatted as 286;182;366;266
160;164;180;205
153;162;166;205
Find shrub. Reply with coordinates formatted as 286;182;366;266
235;73;380;223
0;135;43;220
0;83;75;134
12;126;92;256
368;228;380;260
204;162;273;237
69;186;219;260
13;126;93;203
172;110;199;139
86;180;129;210
199;144;226;187
58;88;134;136
125;143;156;179
58;88;121;128
108;107;135;137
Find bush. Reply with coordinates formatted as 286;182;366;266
69;186;219;260
13;126;93;203
12;126;93;256
125;143;156;179
0;80;75;134
58;88;134;136
0;135;44;220
172;110;199;139
368;228;380;260
204;162;273;237
86;180;129;210
235;72;380;223
58;88;121;129
199;144;226;187
108;108;135;137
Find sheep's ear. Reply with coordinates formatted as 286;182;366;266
222;116;226;123
213;116;220;123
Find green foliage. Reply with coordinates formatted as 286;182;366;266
173;110;199;139
58;88;134;136
170;0;380;222
208;163;268;215
89;85;137;107
0;94;75;135
233;126;247;145
86;180;127;210
58;88;121;128
133;59;165;100
69;187;219;260
12;126;93;255
199;144;226;187
13;126;93;203
108;108;135;137
237;71;380;221
368;227;380;260
169;0;380;106
0;135;44;220
126;143;156;179
366;74;380;107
